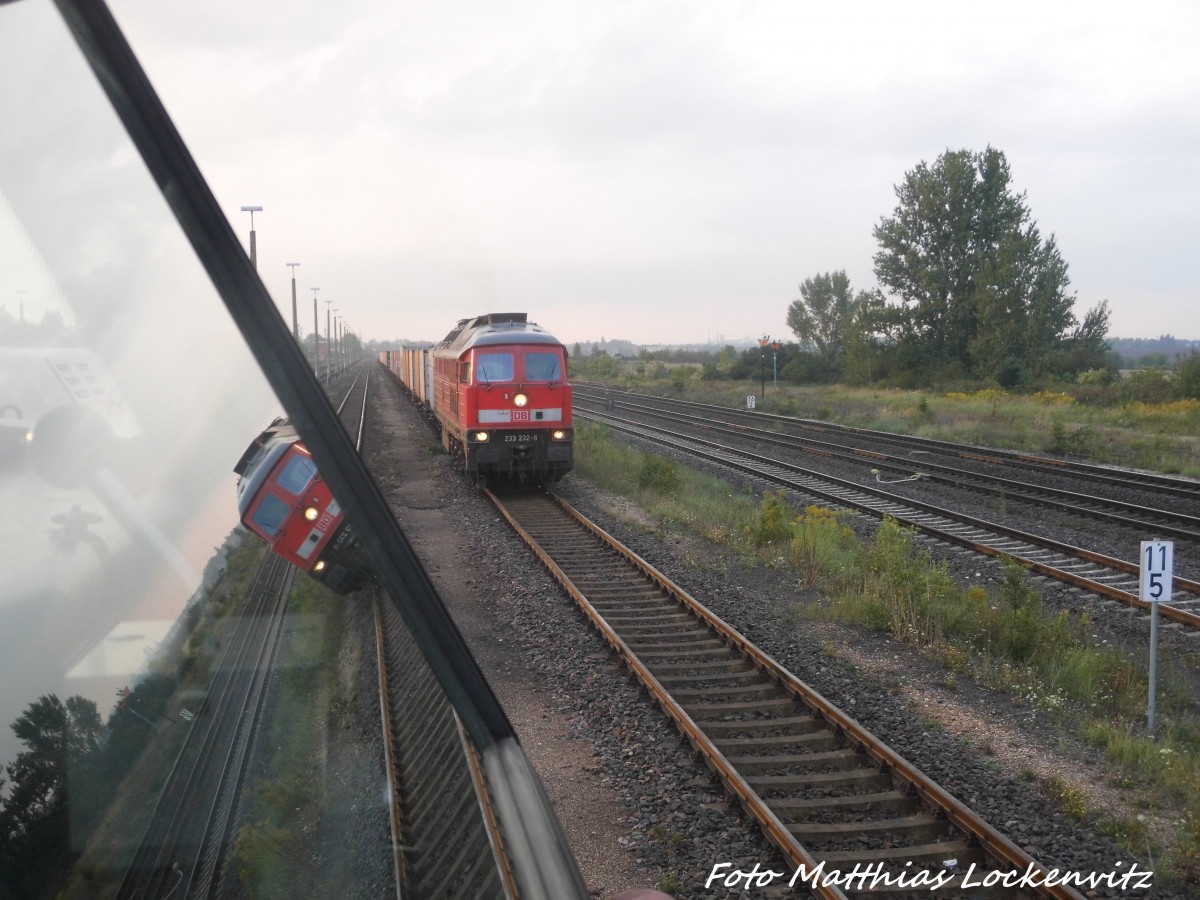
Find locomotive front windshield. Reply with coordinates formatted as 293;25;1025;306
252;492;291;537
276;453;317;496
475;352;514;383
474;350;564;383
524;352;563;381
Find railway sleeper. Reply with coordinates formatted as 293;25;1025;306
619;623;715;640
792;812;948;842
819;838;985;868
700;713;828;735
581;586;666;600
587;597;678;612
602;611;696;625
728;751;869;776
628;643;730;658
648;658;753;675
746;766;893;793
769;788;917;815
684;696;795;718
565;576;650;590
670;682;787;701
654;669;766;687
714;728;839;752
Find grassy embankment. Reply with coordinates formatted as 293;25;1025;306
225;573;350;896
574;420;1200;883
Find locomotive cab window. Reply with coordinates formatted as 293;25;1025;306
251;492;291;537
459;360;471;383
475;352;514;383
277;453;318;495
524;352;562;382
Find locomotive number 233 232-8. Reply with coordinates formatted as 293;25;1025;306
502;433;538;443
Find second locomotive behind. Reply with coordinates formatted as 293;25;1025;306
234;417;367;594
381;312;573;483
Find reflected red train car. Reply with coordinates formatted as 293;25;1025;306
382;313;572;482
234;418;366;593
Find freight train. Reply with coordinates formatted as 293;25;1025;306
233;418;367;593
381;312;573;483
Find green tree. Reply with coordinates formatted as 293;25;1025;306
786;271;855;372
0;695;103;899
1175;352;1200;399
842;289;895;384
873;147;1103;381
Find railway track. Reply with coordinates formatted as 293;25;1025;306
342;363;513;896
574;389;1200;546
374;592;515;898
115;551;294;900
575;385;1200;504
574;406;1200;632
353;361;576;899
488;487;1088;899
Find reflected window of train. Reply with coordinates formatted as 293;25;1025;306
252;493;290;537
459;360;471;383
277;454;317;495
524;352;562;382
476;352;514;383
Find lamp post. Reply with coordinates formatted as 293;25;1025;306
287;262;300;342
771;340;782;388
239;205;262;269
334;314;342;373
757;335;770;400
310;287;320;368
325;300;334;382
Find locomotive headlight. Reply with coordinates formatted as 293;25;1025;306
513;393;528;407
305;506;319;521
313;560;327;573
552;430;567;440
473;431;489;442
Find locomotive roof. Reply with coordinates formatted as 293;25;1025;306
435;312;564;355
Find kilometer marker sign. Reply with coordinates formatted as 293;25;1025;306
1140;540;1173;604
1142;540;1174;734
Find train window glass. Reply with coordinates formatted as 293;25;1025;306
524;352;562;382
475;352;514;383
276;453;317;496
459;360;471;383
0;9;292;893
252;492;291;537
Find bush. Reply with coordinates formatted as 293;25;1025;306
1177;352;1200;399
1077;367;1115;386
1121;368;1174;404
745;490;794;546
636;454;680;494
669;366;696;392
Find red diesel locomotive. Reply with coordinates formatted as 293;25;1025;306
234;418;366;593
381;312;573;482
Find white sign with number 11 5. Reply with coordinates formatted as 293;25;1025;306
1140;541;1174;604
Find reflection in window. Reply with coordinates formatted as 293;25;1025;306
252;493;290;536
277;454;317;495
524;352;562;382
476;352;513;382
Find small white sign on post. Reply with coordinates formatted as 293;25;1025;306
1141;540;1174;734
746;395;756;410
1140;541;1173;603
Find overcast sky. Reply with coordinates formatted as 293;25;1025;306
33;0;1200;346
